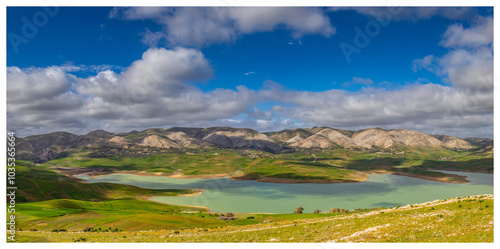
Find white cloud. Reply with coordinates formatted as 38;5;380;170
261;16;493;138
75;48;259;129
7;66;72;103
262;82;492;137
110;7;335;47
332;7;478;22
109;7;166;20
226;7;335;39
248;107;272;120
8;48;260;136
7;13;493;138
413;16;493;92
344;77;374;86
439;16;493;48
411;55;435;73
7;66;86;134
245;71;255;76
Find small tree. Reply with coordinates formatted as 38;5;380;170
226;212;234;217
313;209;320;214
294;207;304;214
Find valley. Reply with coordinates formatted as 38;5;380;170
9;126;494;242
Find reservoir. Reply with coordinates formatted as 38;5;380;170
78;171;493;213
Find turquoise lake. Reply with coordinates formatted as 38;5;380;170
77;170;493;213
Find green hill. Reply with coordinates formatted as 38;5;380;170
13;195;493;242
13;161;196;203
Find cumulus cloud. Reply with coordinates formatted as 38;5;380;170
262;15;493;138
7;66;85;135
75;47;260;130
413;16;493;92
8;48;260;136
110;7;335;47
261;82;493;137
194;116;302;132
439;16;493;48
248;107;272;120
8;13;493;138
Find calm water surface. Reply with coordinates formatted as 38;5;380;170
77;170;493;213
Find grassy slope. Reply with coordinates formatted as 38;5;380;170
14;199;217;233
14;195;493;242
14;198;351;233
13;161;196;203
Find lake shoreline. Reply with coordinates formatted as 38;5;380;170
73;168;493;214
386;170;470;184
61;166;485;184
148;197;211;211
229;175;366;184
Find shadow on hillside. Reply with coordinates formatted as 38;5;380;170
86;164;140;171
344;158;404;171
287;162;331;168
415;158;493;173
16;162;183;203
299;157;344;162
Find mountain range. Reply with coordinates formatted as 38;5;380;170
16;126;492;163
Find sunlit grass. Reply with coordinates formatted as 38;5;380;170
13;195;493;242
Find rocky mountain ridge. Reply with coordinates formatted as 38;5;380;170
15;126;483;162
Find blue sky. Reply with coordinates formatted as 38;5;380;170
6;7;494;137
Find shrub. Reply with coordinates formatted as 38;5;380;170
218;216;237;220
174;231;180;234
294;207;304;214
246;216;255;219
226;212;235;217
313;209;320;214
74;237;87;242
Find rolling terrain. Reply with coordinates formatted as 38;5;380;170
9;127;493;243
12;160;199;203
14;195;493;242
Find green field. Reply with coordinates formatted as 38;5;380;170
13;195;493;242
42;148;493;183
9;148;493;242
